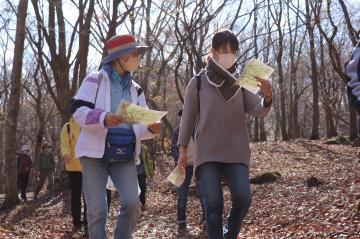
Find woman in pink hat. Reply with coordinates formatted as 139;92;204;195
71;34;161;239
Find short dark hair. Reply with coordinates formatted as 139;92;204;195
212;29;239;52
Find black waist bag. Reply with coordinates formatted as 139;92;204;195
102;128;135;163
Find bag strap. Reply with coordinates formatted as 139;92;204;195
136;87;143;97
66;123;70;135
196;73;201;114
134;84;143;105
194;72;202;135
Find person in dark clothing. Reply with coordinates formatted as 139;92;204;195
34;142;55;199
17;145;33;202
171;109;206;234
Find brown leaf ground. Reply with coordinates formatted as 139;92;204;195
1;139;360;238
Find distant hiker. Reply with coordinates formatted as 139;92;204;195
136;144;153;211
177;29;273;239
171;109;206;234
345;40;360;143
34;141;55;199
71;34;161;239
16;144;33;202
60;118;87;234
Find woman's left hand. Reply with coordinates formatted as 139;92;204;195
256;77;272;104
147;122;162;134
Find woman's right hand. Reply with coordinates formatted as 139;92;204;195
178;146;188;173
104;113;124;127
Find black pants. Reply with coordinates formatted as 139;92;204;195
68;171;87;228
106;189;111;211
137;173;147;205
17;174;29;200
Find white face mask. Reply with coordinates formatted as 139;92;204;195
123;56;140;72
216;53;237;69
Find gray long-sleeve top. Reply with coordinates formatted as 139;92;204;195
346;40;360;110
177;71;271;173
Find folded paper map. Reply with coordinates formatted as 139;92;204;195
237;59;274;94
167;165;185;187
116;100;167;125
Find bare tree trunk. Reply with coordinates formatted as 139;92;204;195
274;98;281;141
269;0;288;140
293;80;300;138
260;7;272;142
350;107;357;140
338;0;358;45
0;124;4;193
0;49;10;193
30;0;95;125
316;0;357;139
286;0;302;139
2;0;28;209
305;0;320;140
253;118;259;142
259;118;266;141
319;35;337;137
73;0;94;89
253;0;259;142
144;0;153;95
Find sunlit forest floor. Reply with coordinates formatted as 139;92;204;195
1;139;360;239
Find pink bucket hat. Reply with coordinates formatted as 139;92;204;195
101;34;149;64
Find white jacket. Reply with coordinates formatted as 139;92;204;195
73;69;156;164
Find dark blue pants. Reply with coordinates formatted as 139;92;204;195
177;165;206;224
197;162;251;239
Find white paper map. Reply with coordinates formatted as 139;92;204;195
116;100;167;125
237;59;274;94
167;165;185;187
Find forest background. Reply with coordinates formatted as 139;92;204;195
0;0;360;211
